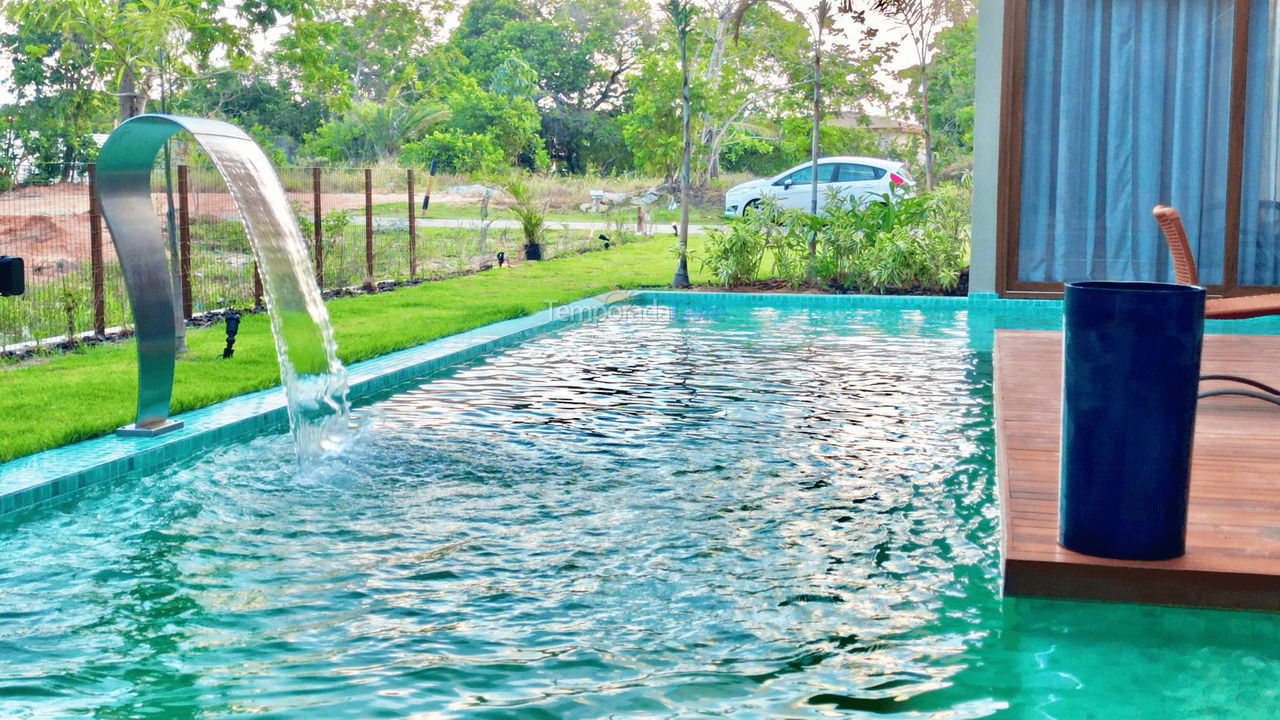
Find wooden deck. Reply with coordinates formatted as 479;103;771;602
994;330;1280;611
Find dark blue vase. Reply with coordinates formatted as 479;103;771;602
1060;281;1205;561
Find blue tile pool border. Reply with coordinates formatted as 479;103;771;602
3;288;1277;519
0;293;621;519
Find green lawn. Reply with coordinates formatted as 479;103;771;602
363;201;726;226
0;235;707;463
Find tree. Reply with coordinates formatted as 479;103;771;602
663;0;697;288
445;81;542;165
274;0;455;111
173;73;327;150
449;0;655;172
921;14;975;174
871;0;973;190
619;54;688;180
6;0;268;123
304;91;448;163
700;1;883;183
730;0;880;278
0;22;112;175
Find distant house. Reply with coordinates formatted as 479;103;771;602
970;0;1280;297
828;112;923;163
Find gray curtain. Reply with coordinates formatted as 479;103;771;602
1239;0;1280;286
1018;0;1235;284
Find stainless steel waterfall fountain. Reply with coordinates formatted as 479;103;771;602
97;115;349;446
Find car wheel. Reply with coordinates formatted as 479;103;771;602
743;199;761;215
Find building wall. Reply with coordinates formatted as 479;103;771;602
970;0;1004;295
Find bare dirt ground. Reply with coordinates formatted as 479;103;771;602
0;184;423;278
0;180;673;278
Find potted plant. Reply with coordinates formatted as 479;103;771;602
506;174;547;261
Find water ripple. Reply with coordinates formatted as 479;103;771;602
2;305;1278;718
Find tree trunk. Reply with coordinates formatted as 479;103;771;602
806;44;821;281
673;28;692;289
920;64;935;191
118;67;145;122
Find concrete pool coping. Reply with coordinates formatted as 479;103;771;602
2;289;1277;520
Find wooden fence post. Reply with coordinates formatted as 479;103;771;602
87;164;106;336
312;167;323;287
408;168;417;278
364;168;374;291
177;165;193;319
253;263;263;309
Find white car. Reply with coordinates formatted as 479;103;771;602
722;156;915;217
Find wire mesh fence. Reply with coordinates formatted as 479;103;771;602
0;163;648;353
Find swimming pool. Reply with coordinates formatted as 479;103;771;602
2;299;1278;718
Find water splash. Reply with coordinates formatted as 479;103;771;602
198;133;352;459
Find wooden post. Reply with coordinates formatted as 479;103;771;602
364;168;374;291
312;167;323;287
87;164;106;336
177;165;193;319
407;168;417;278
253;263;263;309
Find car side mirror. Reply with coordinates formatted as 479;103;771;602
782;178;793;189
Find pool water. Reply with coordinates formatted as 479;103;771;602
2;302;1278;718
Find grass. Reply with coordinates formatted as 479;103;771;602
0;222;657;347
363;201;726;226
0;234;707;463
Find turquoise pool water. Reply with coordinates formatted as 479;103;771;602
1;302;1278;718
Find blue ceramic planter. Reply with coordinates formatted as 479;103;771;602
1060;281;1205;561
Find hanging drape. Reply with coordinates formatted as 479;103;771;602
1239;0;1280;286
1017;0;1235;284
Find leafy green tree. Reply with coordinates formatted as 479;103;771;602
449;0;654;172
920;14;975;173
274;0;454;111
401;130;506;173
173;73;327;149
0;23;111;175
6;0;273;123
720;118;884;176
728;0;888;277
445;81;542;165
487;55;539;100
871;0;974;189
619;55;689;179
303;91;448;163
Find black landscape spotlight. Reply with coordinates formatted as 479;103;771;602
0;256;24;297
222;311;241;359
599;234;610;249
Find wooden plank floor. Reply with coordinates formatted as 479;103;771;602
995;330;1280;611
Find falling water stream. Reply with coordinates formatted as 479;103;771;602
196;130;351;457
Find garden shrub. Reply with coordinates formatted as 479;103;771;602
400;131;506;174
703;180;971;293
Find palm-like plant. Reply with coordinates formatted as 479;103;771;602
344;89;449;162
505;174;547;261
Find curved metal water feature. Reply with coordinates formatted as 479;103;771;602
97;115;350;451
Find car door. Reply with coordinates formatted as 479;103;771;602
774;162;839;212
832;163;888;207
